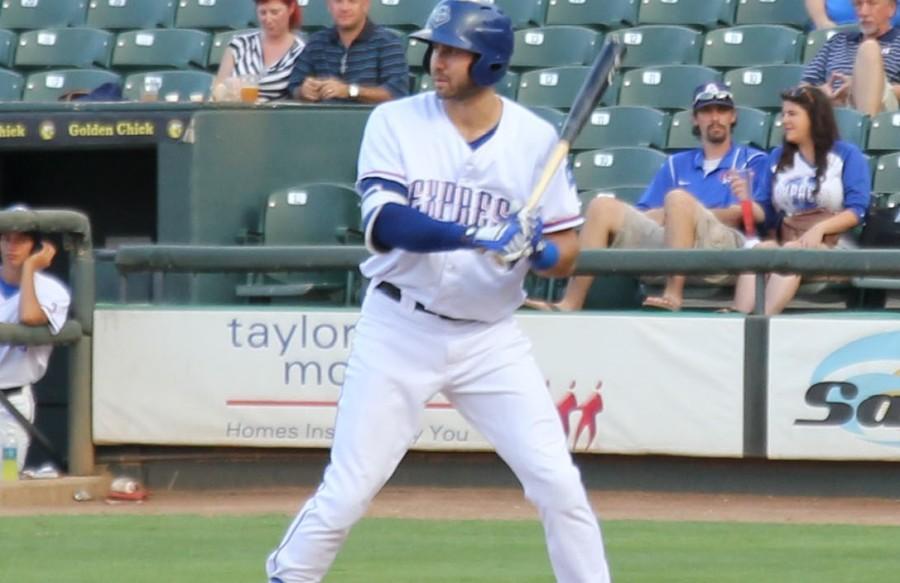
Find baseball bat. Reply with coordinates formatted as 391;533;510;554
524;37;625;213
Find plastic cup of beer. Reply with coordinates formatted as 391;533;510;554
240;75;260;104
140;76;162;102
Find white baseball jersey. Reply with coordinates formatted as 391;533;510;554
0;271;70;388
357;92;583;323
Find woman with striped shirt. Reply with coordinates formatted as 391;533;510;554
213;0;305;102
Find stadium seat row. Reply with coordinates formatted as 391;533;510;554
568;148;900;203
527;105;900;154
409;24;855;73
0;67;213;102
0;0;811;32
463;63;806;112
0;21;854;90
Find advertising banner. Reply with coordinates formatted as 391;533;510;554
93;309;744;456
768;316;900;460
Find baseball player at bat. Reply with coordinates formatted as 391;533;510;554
266;2;612;582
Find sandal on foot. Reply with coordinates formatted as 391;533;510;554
522;298;564;312
642;295;683;312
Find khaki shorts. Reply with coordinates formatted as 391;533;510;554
611;205;744;284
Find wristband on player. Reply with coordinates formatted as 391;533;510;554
530;240;560;271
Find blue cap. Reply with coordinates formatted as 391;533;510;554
693;81;734;111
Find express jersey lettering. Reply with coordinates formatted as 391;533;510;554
356;92;582;322
408;179;511;226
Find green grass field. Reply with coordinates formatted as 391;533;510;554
3;515;898;582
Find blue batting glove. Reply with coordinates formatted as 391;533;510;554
464;210;536;263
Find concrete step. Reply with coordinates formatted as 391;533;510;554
0;475;111;508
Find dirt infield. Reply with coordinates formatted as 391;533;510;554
4;486;900;525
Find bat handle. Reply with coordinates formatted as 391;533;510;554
524;140;571;213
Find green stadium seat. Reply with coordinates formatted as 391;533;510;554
0;68;23;100
528;105;565;133
86;0;176;30
236;183;361;302
208;28;253;68
406;34;427;71
510;26;600;71
113;28;210;70
367;0;432;30
174;0;255;30
723;64;804;110
734;0;809;28
701;25;802;68
637;0;735;30
296;0;330;29
668;106;770;150
517;66;589;109
0;29;16;68
572;146;667;191
23;68;121;101
867;111;900;152
614;25;701;68
122;70;213;101
0;0;86;30
545;0;637;29
572;105;669;150
492;0;546;28
873;152;900;194
15;27;112;69
803;24;857;64
417;71;518;100
833;107;869;149
618;64;720;110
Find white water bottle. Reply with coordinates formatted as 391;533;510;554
1;409;19;482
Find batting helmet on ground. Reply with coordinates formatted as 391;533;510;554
409;0;513;87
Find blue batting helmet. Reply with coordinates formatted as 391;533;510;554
409;0;513;87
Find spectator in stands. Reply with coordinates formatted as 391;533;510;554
0;206;70;474
802;0;900;116
806;0;900;29
288;0;408;104
213;0;305;102
729;86;870;315
524;82;770;312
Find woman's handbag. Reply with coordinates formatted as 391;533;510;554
779;208;839;246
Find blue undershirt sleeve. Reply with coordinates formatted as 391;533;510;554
371;203;469;252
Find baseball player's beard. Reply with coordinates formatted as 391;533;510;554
436;80;489;102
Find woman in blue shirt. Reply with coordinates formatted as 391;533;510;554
731;86;871;314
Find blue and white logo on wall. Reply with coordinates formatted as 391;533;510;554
796;331;900;446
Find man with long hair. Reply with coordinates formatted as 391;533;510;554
526;82;770;312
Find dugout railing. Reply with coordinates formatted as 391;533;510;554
0;208;94;476
113;244;900;461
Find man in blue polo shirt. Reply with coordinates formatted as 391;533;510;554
803;0;900;115
288;0;408;104
525;82;771;312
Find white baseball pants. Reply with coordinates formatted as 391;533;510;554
267;289;611;582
